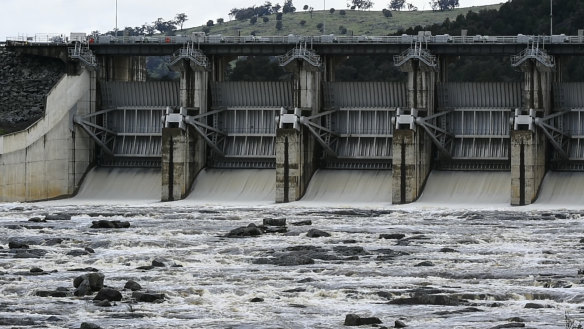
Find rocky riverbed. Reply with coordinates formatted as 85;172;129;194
1;203;584;328
0;48;64;134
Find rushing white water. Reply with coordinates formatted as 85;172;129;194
418;171;510;205
536;171;584;205
186;168;275;203
74;167;161;202
0;203;583;329
301;169;392;204
1;167;584;328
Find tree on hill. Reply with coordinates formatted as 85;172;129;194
153;18;177;34
283;0;296;13
175;13;188;30
431;0;459;11
347;0;374;10
389;0;406;11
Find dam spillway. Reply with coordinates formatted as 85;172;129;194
2;33;584;205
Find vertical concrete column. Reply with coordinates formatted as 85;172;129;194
392;128;432;204
161;62;208;201
511;130;546;205
70;69;97;193
161;128;188;201
392;61;436;204
276;60;320;203
521;62;553;114
98;56;147;81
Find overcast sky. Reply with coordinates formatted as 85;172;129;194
1;0;504;40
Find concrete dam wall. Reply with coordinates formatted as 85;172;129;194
0;69;95;201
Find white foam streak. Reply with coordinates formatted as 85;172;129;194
536;171;584;205
186;169;275;203
417;171;510;206
74;167;161;203
300;170;392;204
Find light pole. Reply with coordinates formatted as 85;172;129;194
550;0;553;36
323;0;326;34
115;0;118;33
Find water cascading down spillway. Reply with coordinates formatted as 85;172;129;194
299;81;405;204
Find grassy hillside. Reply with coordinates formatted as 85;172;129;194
184;4;502;36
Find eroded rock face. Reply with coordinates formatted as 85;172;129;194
0;49;64;134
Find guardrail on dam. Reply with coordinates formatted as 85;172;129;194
2;31;584;205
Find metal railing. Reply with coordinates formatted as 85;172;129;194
68;42;97;67
277;45;321;67
511;41;555;67
170;43;209;68
394;42;437;67
7;33;584;46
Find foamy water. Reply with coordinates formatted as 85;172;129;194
417;171;511;205
74;167;161;203
536;171;584;205
301;169;392;204
186;169;275;203
1;169;584;328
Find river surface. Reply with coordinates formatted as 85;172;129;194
1;201;584;329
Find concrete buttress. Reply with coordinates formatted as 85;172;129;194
161;61;208;201
276;59;320;203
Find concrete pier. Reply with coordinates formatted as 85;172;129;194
510;61;553;205
392;60;436;204
161;61;208;201
510;130;546;205
275;59;320;203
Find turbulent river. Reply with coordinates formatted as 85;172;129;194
1;170;584;328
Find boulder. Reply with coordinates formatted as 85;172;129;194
306;229;331;238
226;223;263;237
73;273;104;292
379;233;405;240
344;314;382;326
390;293;461;306
524;302;545;309
80;322;102;329
152;259;166;267
67;249;90;257
250;297;264;302
36;290;68;298
90;220;130;229
93;300;112;307
124;280;142;291
263;218;286;226
132;291;165;303
74;279;91;297
8;241;29;249
488;323;525;329
94;288;122;302
395;319;408;328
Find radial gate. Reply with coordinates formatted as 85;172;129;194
74;81;179;167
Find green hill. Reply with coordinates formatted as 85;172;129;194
183;4;502;36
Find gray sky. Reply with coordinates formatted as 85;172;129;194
1;0;504;40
